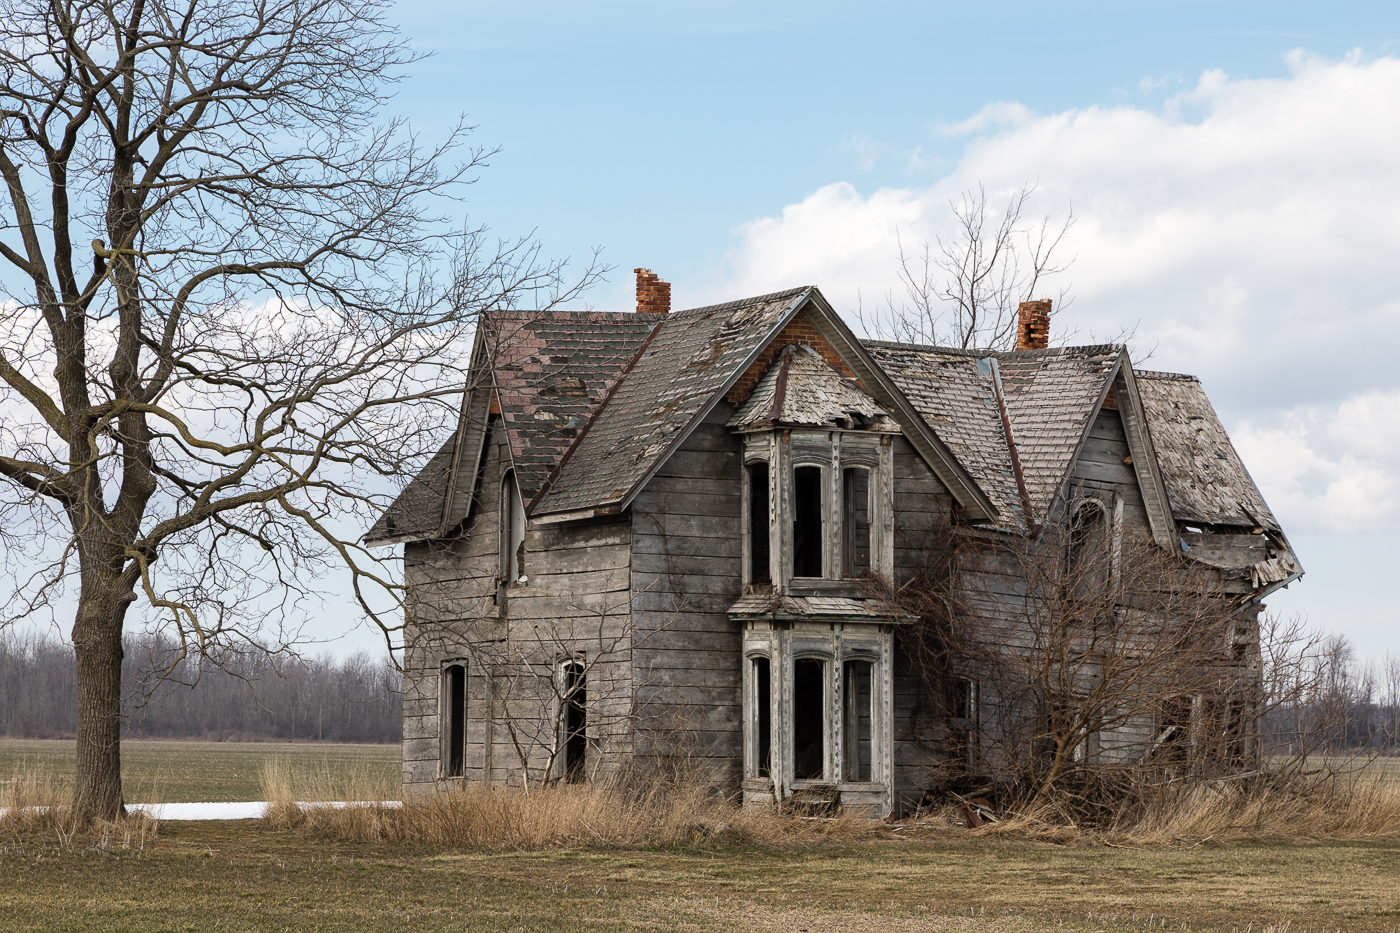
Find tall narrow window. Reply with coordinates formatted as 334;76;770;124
792;466;824;578
842;467;871;578
747;462;771;584
562;660;587;783
792;658;827;780
752;657;772;778
944;677;978;772
842;660;873;781
444;664;466;777
501;469;526;583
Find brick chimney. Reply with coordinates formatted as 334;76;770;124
1015;299;1052;351
635;268;671;314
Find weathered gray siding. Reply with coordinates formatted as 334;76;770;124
629;404;745;783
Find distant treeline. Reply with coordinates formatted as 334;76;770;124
0;630;400;743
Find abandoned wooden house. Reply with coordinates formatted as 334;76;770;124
367;270;1301;816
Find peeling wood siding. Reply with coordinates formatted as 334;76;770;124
629;404;745;786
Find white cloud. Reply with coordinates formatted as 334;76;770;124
705;52;1400;537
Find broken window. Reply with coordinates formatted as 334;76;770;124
747;462;771;584
842;467;871;578
500;469;526;583
944;677;979;772
792;466;824;578
842;659;873;781
561;660;587;783
443;663;467;777
751;656;772;778
792;658;828;780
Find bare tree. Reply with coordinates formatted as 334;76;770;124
887;497;1257;819
0;0;597;820
862;183;1074;350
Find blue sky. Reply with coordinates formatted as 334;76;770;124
331;3;1400;662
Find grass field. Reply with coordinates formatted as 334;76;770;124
0;738;399;803
3;740;1400;932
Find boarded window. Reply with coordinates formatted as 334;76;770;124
842;660;873;781
792;466;824;578
444;663;467;777
562;660;587;783
842;467;871;578
748;462;770;584
793;658;827;780
752;656;772;778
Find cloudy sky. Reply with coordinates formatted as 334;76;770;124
308;2;1400;659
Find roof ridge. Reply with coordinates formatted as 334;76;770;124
669;286;813;319
1134;369;1200;382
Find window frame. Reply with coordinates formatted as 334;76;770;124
441;660;468;779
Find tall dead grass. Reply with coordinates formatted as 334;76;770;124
978;767;1400;845
260;760;814;849
0;765;158;847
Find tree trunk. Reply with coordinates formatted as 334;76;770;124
71;589;131;822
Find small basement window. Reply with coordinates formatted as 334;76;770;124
792;466;824;578
748;462;770;584
443;663;467;777
842;659;873;782
793;658;828;780
842;467;871;578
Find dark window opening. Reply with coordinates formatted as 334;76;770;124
748;462;771;584
793;658;827;780
793;466;824;578
445;664;466;777
842;467;871;577
843;660;873;782
563;661;587;783
943;677;977;771
753;657;772;778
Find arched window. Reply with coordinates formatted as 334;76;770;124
500;469;526;583
443;663;467;778
792;466;824;578
747;461;771;584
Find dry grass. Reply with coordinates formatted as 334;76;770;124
258;760;880;849
974;765;1400;846
0;764;158;848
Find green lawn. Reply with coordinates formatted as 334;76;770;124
0;738;399;803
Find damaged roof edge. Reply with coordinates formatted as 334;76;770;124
803;291;998;524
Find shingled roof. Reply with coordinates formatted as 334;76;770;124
729;344;888;430
1134;370;1280;531
991;345;1123;520
863;342;1024;530
366;310;656;544
531;288;812;517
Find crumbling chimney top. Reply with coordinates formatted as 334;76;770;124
1015;299;1052;351
635;268;671;315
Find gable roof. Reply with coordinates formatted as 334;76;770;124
991;345;1124;521
530;287;998;523
365;310;656;545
